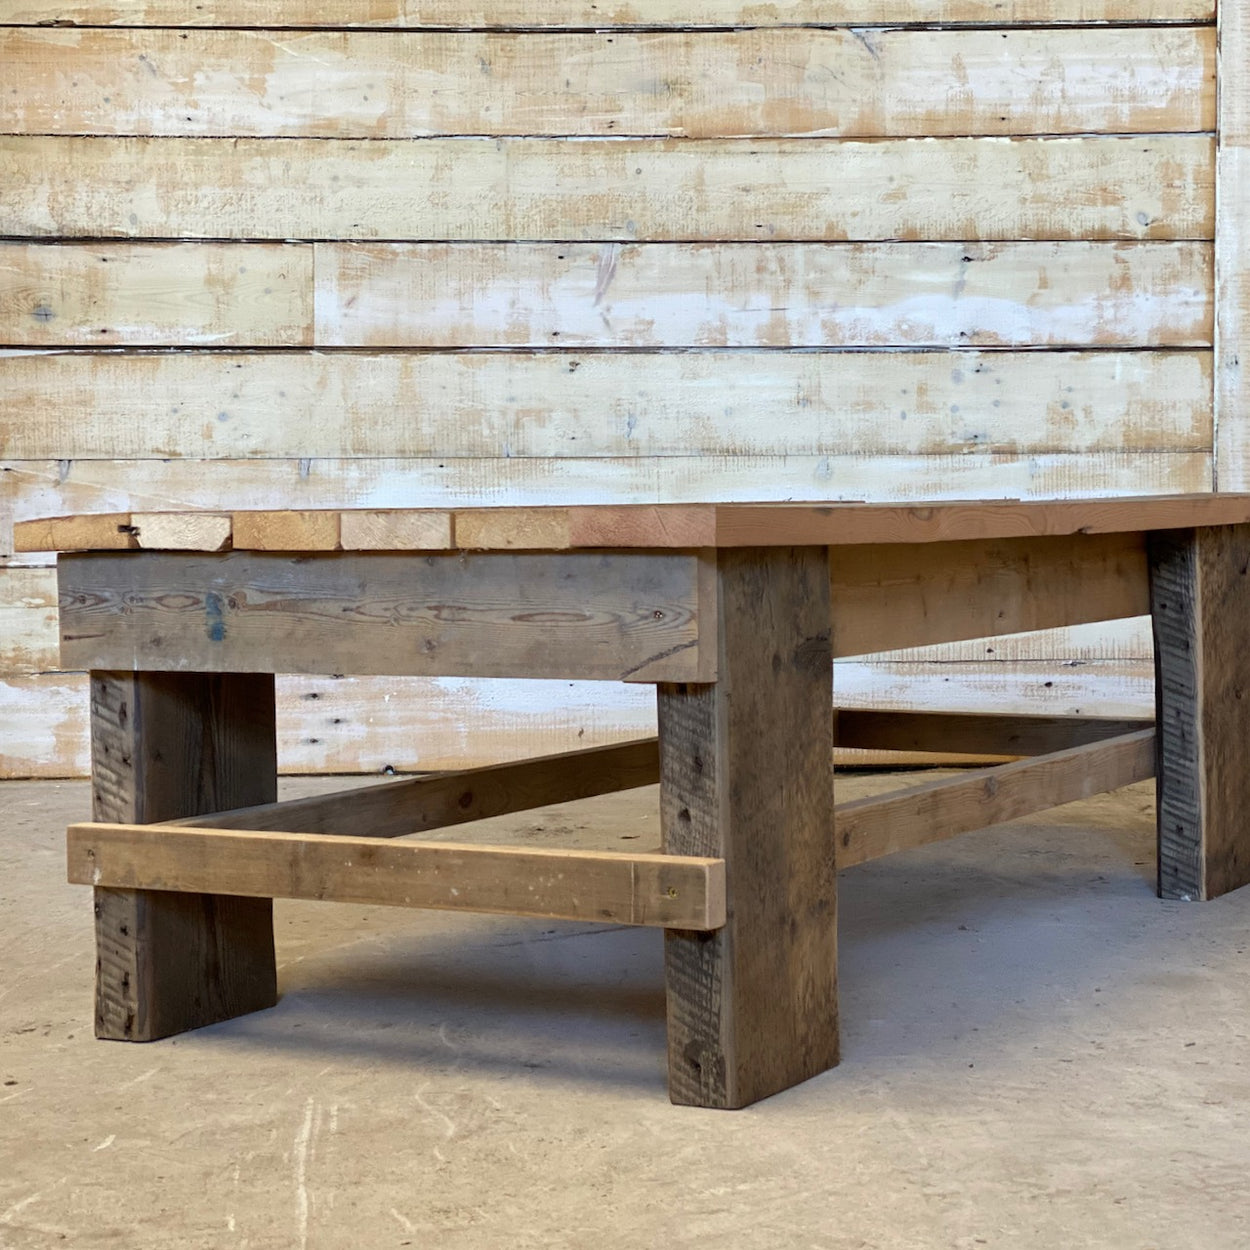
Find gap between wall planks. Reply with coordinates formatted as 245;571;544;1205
0;136;1215;242
1215;0;1250;487
0;351;1212;461
0;0;1217;24
0;27;1214;139
0;242;1214;350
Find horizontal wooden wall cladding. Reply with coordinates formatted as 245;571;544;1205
1;137;1214;242
0;351;1212;459
316;241;1212;350
2;242;1212;350
0;0;1217;25
1;27;1214;139
0;243;312;347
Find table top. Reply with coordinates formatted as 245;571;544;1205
18;494;1250;554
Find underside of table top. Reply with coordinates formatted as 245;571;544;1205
18;493;1250;554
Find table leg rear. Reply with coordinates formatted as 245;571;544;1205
1150;525;1250;900
89;671;279;1040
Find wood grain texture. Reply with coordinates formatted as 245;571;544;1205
57;549;715;682
71;822;726;929
835;710;1151;757
23;496;1250;558
659;547;836;1108
88;670;278;1041
2;456;1214;567
0;0;1215;26
0;565;58;672
829;532;1150;657
1150;525;1250;899
314;241;1214;349
1;658;1156;779
1214;0;1250;488
0;243;312;347
837;728;1156;867
2;240;1210;350
0;351;1212;460
1;136;1214;242
1;27;1213;139
178;737;659;834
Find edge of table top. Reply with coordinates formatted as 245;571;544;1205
16;495;1250;555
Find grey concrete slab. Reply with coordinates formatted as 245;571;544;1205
2;775;1249;1249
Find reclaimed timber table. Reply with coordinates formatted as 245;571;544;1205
18;495;1250;1109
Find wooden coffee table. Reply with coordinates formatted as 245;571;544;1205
19;496;1250;1108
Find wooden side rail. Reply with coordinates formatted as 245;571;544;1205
834;711;1152;758
69;824;726;931
838;729;1156;868
174;738;662;837
169;714;1150;844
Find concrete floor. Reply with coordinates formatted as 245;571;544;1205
2;772;1250;1249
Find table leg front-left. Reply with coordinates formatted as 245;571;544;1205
89;671;279;1041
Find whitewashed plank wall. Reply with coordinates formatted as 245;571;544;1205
0;0;1234;774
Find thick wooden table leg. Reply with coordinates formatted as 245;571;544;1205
1150;525;1250;900
657;547;836;1108
89;671;278;1040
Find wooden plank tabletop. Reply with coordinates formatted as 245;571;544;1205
17;495;1250;554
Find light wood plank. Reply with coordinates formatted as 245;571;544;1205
829;532;1149;657
0;660;1157;780
315;241;1213;349
838;728;1156;868
88;670;278;1041
0;565;58;673
1;28;1213;139
131;512;231;552
1150;525;1250;900
57;549;716;683
0;243;312;348
1214;0;1250;487
0;351;1212;460
339;509;453;550
712;494;1250;549
0;0;1215;26
3;456;1215;565
659;547;837;1108
11;513;137;553
69;822;726;930
0;136;1214;242
231;510;340;551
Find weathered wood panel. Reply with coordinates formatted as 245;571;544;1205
830;533;1149;657
0;351;1213;459
0;0;1215;26
1150;525;1250;899
0;243;312;347
70;822;726;929
0;659;1156;779
5;241;1209;350
0;565;58;672
314;241;1213;349
1215;0;1250;488
2;455;1216;568
1;136;1214;242
1;28;1214;139
838;728;1156;867
88;669;278;1041
57;549;716;682
659;546;837;1107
